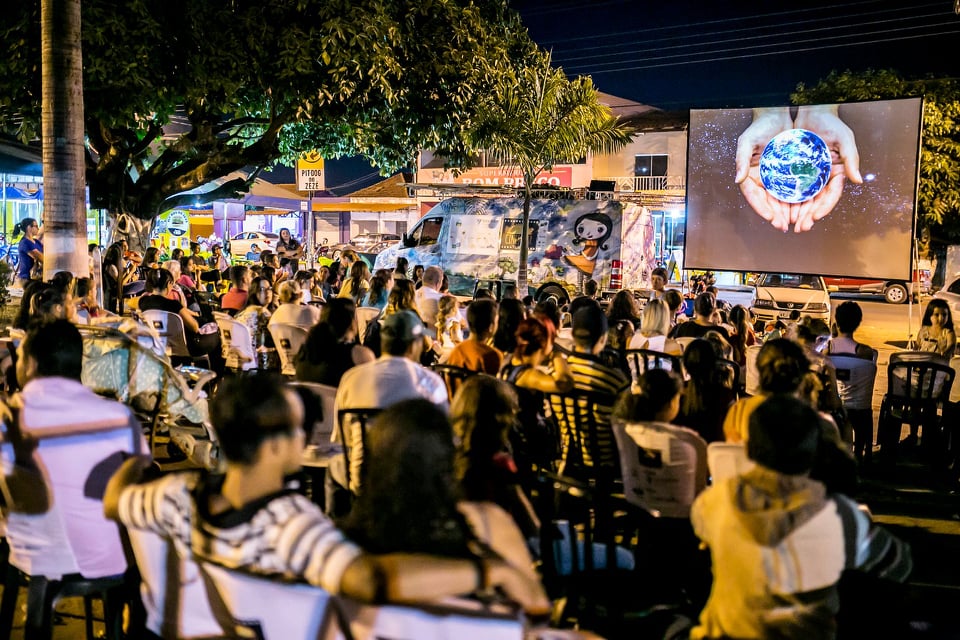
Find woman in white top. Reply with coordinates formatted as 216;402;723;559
629;298;682;354
269;280;320;328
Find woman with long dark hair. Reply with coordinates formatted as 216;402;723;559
235;276;278;370
13;217;43;287
452;376;540;541
675;338;737;443
361;268;393;311
338;260;370;303
294;298;375;386
493;298;526;355
338;398;545;593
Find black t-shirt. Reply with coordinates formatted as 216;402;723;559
670;321;730;341
138;294;185;315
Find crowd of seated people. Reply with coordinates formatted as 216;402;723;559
0;256;922;640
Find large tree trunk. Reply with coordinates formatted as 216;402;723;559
41;0;88;279
517;178;532;296
107;211;153;255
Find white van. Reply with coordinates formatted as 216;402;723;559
374;197;655;304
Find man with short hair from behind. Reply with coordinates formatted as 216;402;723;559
670;292;731;340
3;320;145;583
415;265;445;339
333;310;448;494
105;373;548;615
557;300;630;474
690;394;911;640
221;265;251;312
446;299;501;375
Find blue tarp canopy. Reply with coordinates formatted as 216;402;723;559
0;140;42;176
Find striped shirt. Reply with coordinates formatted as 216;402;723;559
117;472;361;594
552;351;629;471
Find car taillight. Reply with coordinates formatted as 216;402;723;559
610;260;622;289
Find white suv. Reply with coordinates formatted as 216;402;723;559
751;273;832;327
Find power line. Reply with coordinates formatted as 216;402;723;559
568;27;960;74
552;9;949;65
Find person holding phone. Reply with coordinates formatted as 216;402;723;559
13;217;43;287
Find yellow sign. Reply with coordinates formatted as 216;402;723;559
297;152;325;192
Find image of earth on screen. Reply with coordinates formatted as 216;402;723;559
685;97;922;280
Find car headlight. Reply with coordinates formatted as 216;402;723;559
806;303;828;312
753;299;774;308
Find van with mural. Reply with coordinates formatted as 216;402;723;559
373;197;655;304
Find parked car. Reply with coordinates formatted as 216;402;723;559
351;233;401;252
823;271;930;304
228;231;279;258
933;275;960;318
751;273;833;328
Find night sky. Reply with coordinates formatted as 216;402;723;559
512;0;960;110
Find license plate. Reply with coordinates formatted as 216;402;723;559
778;311;796;318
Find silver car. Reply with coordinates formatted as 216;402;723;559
751;273;833;327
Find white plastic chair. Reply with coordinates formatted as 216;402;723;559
744;344;763;396
706;441;754;484
126;527;220;639
196;560;330;640
322;596;524;640
829;355;878;412
355;307;382;343
215;315;257;371
611;419;707;518
141;309;192;359
290;381;338;447
269;323;309;377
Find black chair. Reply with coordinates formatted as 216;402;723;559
336;407;382;495
623;349;683;384
543;389;621;490
429;363;479;401
878;360;955;463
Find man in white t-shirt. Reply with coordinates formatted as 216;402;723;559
333;310;448;494
2;320;144;580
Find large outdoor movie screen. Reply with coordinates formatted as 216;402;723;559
685;98;922;279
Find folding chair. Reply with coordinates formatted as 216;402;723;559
141;308;211;369
269;323;309;377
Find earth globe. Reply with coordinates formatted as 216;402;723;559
758;128;832;204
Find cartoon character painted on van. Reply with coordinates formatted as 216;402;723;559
565;211;614;276
374;197;654;301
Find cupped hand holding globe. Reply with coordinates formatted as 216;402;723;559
735;105;862;233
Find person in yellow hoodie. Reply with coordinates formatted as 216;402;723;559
691;395;912;640
723;338;857;495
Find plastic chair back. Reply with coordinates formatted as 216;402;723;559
355;307;382;344
429;363;477;401
887;360;955;402
829;355;878;411
269;323;309;376
126;527;220;638
623;349;683;383
215;315;256;371
706;441;754;484
142;309;191;358
290;382;338;447
322;596;524;640
744;344;762;396
197;560;329;640
611;419;707;518
336;408;382;494
544;389;619;484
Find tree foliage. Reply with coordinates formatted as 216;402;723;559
792;70;960;240
467;51;635;293
0;0;536;222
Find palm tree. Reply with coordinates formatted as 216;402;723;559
468;52;634;294
41;0;88;279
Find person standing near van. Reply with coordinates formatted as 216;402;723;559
14;217;43;287
415;266;445;340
